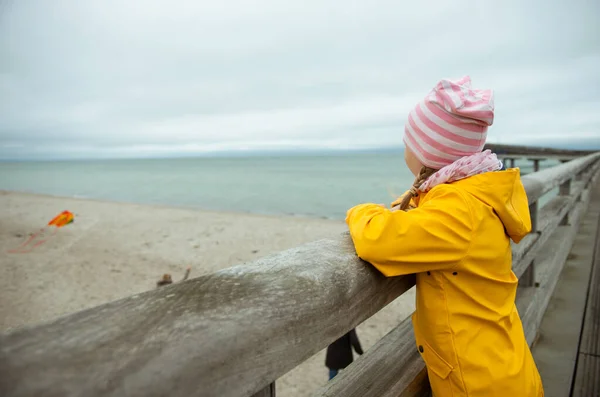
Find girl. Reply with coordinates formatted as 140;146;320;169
345;76;543;397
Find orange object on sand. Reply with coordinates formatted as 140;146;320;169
8;210;75;254
47;210;75;228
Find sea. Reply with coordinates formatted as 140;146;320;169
0;153;554;220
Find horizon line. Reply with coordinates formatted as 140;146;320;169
2;141;600;162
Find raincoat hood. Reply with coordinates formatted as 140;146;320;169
452;168;531;243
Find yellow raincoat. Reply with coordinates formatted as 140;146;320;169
346;169;543;397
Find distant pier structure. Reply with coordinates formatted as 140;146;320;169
485;143;594;172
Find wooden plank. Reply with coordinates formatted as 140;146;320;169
520;160;600;344
521;153;600;205
531;175;600;396
520;198;588;346
580;162;600;199
578;228;600;357
572;353;600;397
0;236;417;397
521;202;539;287
513;161;600;278
560;177;572;225
484;143;593;157
572;210;600;396
513;195;572;278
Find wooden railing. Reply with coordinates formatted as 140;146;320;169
484;143;595;157
1;151;600;397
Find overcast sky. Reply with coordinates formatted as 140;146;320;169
1;0;599;159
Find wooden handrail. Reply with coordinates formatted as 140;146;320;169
484;143;595;157
521;153;600;204
1;152;599;397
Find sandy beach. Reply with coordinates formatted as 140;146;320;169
0;190;415;397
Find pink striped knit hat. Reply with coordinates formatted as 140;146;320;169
403;76;495;169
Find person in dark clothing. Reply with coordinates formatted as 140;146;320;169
325;328;363;380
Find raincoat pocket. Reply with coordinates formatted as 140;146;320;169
417;340;455;395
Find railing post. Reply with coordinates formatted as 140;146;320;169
585;165;594;188
575;168;587;201
560;178;571;196
504;157;516;169
528;158;542;173
559;170;572;225
522;201;538;287
252;382;276;397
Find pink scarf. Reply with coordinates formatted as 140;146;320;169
419;150;503;192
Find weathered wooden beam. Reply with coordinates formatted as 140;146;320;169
484;143;593;157
521;200;539;287
520;167;600;348
513;196;571;279
560;177;572;225
512;164;599;279
571;221;600;396
520;195;589;346
512;160;600;279
0;237;416;397
531;175;600;396
520;153;600;205
560;178;572;196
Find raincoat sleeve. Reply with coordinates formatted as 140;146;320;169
345;185;473;276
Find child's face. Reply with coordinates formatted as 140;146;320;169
404;147;423;176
